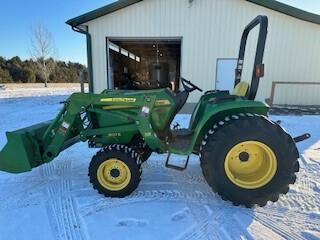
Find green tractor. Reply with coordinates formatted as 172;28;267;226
0;16;309;207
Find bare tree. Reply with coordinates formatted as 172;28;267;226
30;22;58;87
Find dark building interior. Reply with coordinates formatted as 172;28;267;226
108;39;181;91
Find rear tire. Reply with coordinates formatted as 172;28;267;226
200;113;299;207
88;145;141;197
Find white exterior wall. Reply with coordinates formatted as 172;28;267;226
86;0;320;105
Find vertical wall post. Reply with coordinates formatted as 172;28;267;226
79;71;84;93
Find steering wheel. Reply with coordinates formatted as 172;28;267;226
181;77;203;93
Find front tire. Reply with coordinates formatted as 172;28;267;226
200;114;299;207
89;145;142;197
130;135;153;162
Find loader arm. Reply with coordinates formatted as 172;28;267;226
0;90;174;173
0;95;90;173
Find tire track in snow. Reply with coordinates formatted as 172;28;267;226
250;184;320;240
170;163;250;239
170;171;254;240
78;191;230;240
275;193;320;213
41;161;72;177
46;180;90;240
223;209;254;240
174;206;253;240
41;162;56;176
175;219;221;240
42;160;89;240
275;160;320;214
174;204;226;240
41;158;89;239
0;160;90;240
172;170;208;185
79;188;216;217
254;208;308;240
258;208;320;230
144;159;252;239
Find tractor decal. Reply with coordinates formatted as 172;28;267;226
100;98;137;103
155;100;171;106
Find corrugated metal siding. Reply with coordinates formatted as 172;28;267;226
87;0;320;105
259;7;320;105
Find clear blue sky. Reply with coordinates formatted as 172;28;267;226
0;0;319;66
1;0;117;65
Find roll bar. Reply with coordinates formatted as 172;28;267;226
235;15;268;100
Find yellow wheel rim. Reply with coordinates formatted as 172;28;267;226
97;158;131;191
225;141;277;189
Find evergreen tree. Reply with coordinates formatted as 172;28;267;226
0;55;87;84
0;67;12;83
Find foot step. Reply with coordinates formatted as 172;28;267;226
165;153;189;171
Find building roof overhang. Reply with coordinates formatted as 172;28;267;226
66;0;320;27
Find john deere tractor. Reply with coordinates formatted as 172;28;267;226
0;16;309;207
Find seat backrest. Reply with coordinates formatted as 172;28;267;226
232;81;250;97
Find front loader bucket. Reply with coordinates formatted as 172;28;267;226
0;121;52;173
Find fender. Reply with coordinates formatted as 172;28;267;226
187;97;269;155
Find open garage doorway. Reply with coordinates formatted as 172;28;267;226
107;38;181;92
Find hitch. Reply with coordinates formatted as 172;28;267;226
293;133;311;143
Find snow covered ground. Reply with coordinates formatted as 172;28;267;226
0;85;319;240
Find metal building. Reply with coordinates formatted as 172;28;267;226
67;0;320;105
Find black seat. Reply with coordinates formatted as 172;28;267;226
173;90;189;113
154;89;189;139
